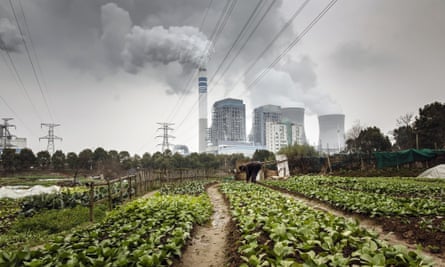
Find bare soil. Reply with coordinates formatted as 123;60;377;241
174;184;231;267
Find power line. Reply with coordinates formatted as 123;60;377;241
0;94;38;137
212;0;277;89
208;0;265;85
9;0;54;122
227;0;311;96
17;0;55;122
240;0;338;95
1;50;43;122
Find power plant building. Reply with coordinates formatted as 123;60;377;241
281;107;306;144
210;98;246;145
318;114;345;154
252;105;282;146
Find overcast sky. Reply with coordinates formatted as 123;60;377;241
1;0;444;155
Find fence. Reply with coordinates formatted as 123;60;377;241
88;168;214;221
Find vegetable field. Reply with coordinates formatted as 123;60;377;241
263;176;445;255
222;182;434;266
0;182;213;266
1;178;443;266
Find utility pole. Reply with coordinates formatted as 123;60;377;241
0;118;16;149
39;123;62;154
156;122;175;152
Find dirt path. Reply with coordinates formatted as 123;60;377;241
275;189;445;266
175;184;230;267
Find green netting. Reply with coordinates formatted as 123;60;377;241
374;149;437;169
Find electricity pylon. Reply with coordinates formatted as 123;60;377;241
39;123;62;154
156;122;175;152
0;118;16;149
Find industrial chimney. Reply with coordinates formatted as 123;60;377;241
198;67;208;153
318;114;345;154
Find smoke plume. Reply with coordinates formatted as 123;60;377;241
0;18;21;52
121;25;209;74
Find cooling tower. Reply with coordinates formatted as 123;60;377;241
198;67;208;153
318;114;345;154
282;107;306;143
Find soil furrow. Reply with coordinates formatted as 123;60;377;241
175;184;230;267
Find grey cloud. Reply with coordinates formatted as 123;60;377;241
331;41;392;70
0;18;22;52
250;68;341;115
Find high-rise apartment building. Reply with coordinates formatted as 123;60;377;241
210;98;246;145
265;121;304;153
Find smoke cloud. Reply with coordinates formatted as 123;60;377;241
100;3;132;67
97;2;210;92
0;18;21;52
121;25;209;73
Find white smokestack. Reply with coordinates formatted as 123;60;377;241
198;67;208;153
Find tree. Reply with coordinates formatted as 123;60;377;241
356;127;391;155
93;147;108;170
78;149;93;170
1;149;18;172
414;102;445;149
51;150;66;171
345;120;363;153
393;125;415;150
252;149;275;162
18;148;36;171
119;151;132;170
36;150;51;169
66;152;78;171
141;153;152;168
393;113;416;150
278;144;319;173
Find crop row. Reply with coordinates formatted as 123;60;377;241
0;199;19;234
0;193;212;266
221;182;433;266
159;180;214;195
18;182;134;217
310;176;445;199
263;177;445;217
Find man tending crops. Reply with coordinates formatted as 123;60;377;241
238;161;263;183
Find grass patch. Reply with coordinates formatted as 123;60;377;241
0;204;107;250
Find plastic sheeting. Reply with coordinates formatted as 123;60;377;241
418;164;445;179
374;149;437;169
0;185;61;199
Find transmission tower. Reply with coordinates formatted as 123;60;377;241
0;118;16;149
156;122;175;152
39;123;62;154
